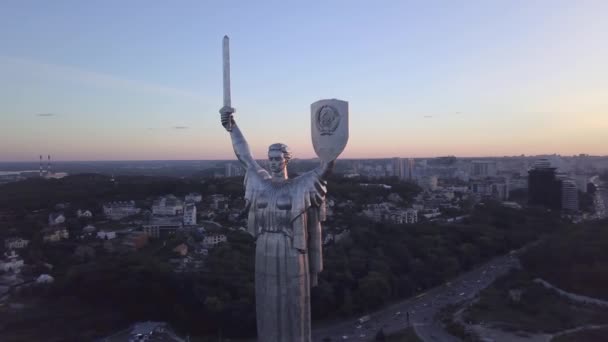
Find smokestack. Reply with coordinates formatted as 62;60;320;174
39;155;43;177
47;155;51;175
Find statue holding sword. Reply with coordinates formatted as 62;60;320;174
219;35;349;342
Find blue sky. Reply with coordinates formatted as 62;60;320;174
1;0;607;161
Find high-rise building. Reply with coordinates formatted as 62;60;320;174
406;158;415;180
573;175;590;193
225;163;234;177
404;208;418;224
392;158;415;181
352;161;361;174
225;162;244;177
183;202;197;226
152;195;184;216
561;179;579;212
392;158;404;179
471;160;497;178
470;178;509;201
528;159;562;210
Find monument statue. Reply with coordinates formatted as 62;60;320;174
219;36;348;342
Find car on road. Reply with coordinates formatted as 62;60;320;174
356;315;371;324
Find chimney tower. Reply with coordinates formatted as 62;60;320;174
47;155;52;175
39;155;43;177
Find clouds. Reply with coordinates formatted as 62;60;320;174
36;113;56;117
173;126;189;130
1;56;205;101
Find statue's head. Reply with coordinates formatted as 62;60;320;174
268;143;291;176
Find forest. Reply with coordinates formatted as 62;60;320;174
0;174;563;339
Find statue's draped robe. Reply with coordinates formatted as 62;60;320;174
244;165;327;342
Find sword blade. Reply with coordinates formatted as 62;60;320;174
222;35;231;107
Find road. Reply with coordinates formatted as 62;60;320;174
312;250;522;341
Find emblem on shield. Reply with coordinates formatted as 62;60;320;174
311;99;349;162
316;105;340;136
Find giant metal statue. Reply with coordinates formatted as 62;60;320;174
219;36;348;342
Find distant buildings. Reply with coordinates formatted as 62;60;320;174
392;158;404;179
183;202;197;226
418;175;438;191
225;162;245;177
528;159;580;212
83;224;96;231
48;212;65;226
99;321;183;342
143;216;183;238
471;160;498;179
76;209;93;218
202;234;227;248
209;194;230;210
573;175;591;193
185;192;202;203
122;231;149;251
508;177;528;190
404;208;418;224
391;158;415;181
97;230;117;240
362;203;418;224
561;179;579;212
152;195;184;216
0;172;25;184
103;201;140;220
42;227;69;243
0;250;24;273
81;224;97;237
4;237;29;250
469;177;509;201
405;158;415;180
528;160;562;210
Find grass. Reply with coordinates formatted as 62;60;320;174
464;270;608;333
385;327;423;342
551;326;608;342
0;296;128;342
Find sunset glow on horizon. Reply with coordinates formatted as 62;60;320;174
1;1;607;162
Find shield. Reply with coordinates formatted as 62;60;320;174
311;99;349;162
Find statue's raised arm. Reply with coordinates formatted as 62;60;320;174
220;106;259;170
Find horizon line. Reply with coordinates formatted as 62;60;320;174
1;154;607;164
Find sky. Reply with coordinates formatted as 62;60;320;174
1;0;607;162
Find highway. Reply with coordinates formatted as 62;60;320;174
312;250;522;341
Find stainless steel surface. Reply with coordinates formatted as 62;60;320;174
221;35;233;131
222;35;231;108
311;99;349;163
219;37;348;342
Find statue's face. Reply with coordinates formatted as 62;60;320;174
268;150;286;174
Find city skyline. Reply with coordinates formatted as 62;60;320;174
2;1;608;161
